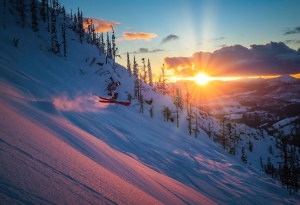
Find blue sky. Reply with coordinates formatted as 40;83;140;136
60;0;300;77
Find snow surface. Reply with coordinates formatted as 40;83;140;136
0;2;299;204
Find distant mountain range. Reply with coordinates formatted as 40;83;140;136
175;75;300;130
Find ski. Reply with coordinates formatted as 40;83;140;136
98;96;131;106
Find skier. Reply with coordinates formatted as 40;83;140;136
107;77;121;100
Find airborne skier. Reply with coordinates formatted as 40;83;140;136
97;77;131;106
107;77;121;100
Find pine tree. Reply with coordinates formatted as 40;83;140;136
185;85;192;135
17;0;25;28
241;146;247;163
86;19;96;45
227;122;236;155
139;93;144;113
174;87;182;127
61;7;67;58
52;0;58;10
141;58;147;82
288;146;299;193
193;109;200;138
111;26;119;62
264;157;276;178
208;122;212;138
187;103;192;136
277;133;289;189
31;0;38;32
3;0;6;29
77;8;84;43
249;140;253;152
50;9;59;54
163;107;172;121
220;118;227;149
161;63;166;94
133;56;139;98
106;32;112;59
86;19;93;44
70;9;73;20
127;52;131;77
99;32;105;54
73;14;77;31
40;0;47;22
149;106;154;118
277;132;300;194
46;0;49;31
92;23;96;45
147;59;153;87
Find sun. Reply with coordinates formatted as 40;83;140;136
194;73;211;85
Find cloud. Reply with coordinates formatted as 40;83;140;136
83;18;120;33
119;32;157;41
127;48;165;54
164;42;300;77
284;39;300;44
209;37;225;42
284;26;300;35
161;34;179;44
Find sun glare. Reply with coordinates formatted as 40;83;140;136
194;73;211;85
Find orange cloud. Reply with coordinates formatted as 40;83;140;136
119;32;157;41
83;18;120;33
164;42;300;77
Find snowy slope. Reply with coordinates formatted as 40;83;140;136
1;1;299;204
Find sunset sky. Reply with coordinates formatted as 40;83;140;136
60;0;300;79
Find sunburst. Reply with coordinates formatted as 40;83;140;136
194;73;211;85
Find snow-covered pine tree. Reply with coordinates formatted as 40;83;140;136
127;52;131;77
147;59;153;87
92;23;96;45
106;32;112;59
31;0;38;32
52;0;58;10
99;32;105;55
87;19;96;45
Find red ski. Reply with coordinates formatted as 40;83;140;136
98;96;131;106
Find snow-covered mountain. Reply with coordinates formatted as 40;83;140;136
0;1;299;204
268;74;299;85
